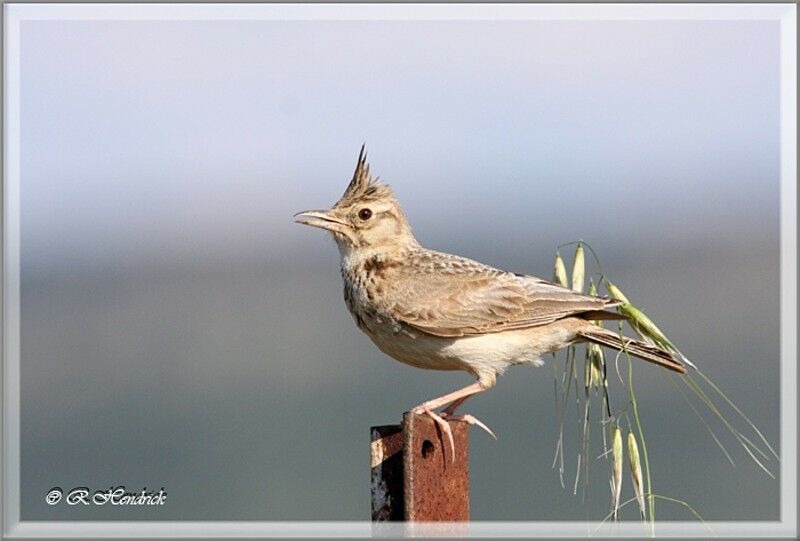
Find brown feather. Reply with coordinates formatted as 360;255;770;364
578;325;686;373
373;250;621;337
579;310;627;322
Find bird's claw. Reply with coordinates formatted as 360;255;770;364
411;403;497;461
442;413;497;440
414;403;456;462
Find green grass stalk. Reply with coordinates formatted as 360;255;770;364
624;339;655;536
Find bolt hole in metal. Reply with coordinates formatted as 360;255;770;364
421;439;435;459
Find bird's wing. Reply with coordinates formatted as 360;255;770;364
381;251;620;338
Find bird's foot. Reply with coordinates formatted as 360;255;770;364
411;403;497;462
412;403;456;462
440;412;498;440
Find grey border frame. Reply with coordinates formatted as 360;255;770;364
2;3;797;538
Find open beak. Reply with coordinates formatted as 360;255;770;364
293;209;350;233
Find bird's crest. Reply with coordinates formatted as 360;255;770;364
335;145;394;207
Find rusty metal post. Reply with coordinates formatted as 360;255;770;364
370;424;405;521
370;412;470;523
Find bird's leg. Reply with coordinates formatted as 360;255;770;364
441;395;471;416
412;382;486;412
411;382;496;461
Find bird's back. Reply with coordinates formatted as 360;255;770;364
342;247;619;339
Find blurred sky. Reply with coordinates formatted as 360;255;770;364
20;19;780;521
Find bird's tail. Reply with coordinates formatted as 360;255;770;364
578;325;686;374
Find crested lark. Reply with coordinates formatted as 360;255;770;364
295;146;685;459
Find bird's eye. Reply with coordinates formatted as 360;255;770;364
358;208;373;221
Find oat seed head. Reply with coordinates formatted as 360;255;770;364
612;427;624;517
606;280;679;353
554;252;569;288
605;281;631;304
627;431;646;520
571;242;585;293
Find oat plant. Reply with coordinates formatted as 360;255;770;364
549;240;777;535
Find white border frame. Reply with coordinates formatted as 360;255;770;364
2;3;796;538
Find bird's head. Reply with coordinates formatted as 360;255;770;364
294;146;419;260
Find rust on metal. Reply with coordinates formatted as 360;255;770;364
403;412;470;521
370;424;405;521
370;413;469;523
